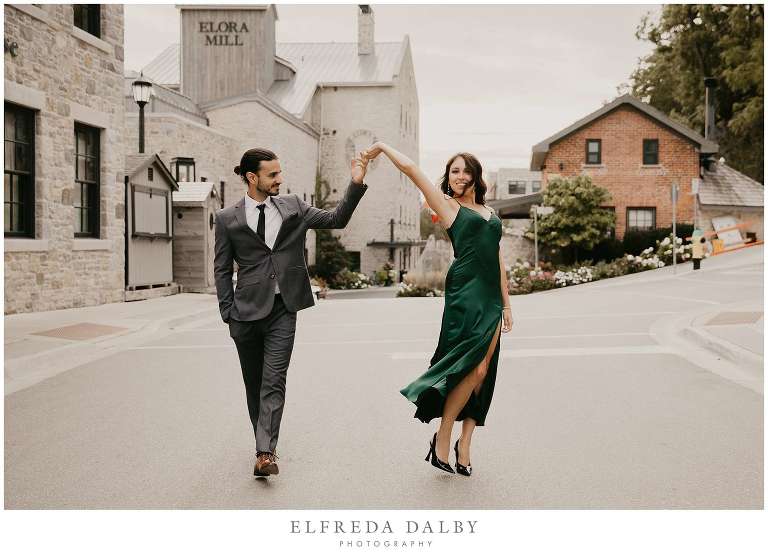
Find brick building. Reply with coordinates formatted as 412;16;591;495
530;94;721;239
4;4;126;314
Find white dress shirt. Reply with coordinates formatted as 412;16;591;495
244;193;283;294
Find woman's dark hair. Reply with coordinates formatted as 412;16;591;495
439;152;488;204
234;148;277;185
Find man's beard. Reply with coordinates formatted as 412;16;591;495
257;181;279;197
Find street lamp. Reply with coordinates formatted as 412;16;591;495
131;73;153;153
531;205;554;268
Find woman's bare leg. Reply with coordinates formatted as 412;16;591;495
457;418;477;466
435;321;502;461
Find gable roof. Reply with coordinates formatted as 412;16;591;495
139;43;180;88
173;181;220;205
126;154;179;191
530;94;719;170
700;161;764;207
137;39;407;117
268;40;407;116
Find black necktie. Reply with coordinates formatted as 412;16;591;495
256;204;266;242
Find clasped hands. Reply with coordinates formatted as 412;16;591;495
350;143;384;184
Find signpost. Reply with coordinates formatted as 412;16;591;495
671;181;679;274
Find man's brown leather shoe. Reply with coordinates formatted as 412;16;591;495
253;451;279;476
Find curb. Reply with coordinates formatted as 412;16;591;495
680;326;763;371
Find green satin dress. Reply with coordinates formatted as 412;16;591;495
401;204;504;426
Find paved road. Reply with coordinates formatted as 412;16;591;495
5;248;763;508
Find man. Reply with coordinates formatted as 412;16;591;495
214;148;369;477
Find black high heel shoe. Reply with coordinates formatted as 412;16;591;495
454;439;472;477
425;433;455;474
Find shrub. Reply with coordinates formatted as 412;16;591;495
330;269;370;289
396;282;444;297
622;224;694;255
577;237;625;263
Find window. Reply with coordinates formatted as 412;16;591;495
626;207;656;232
531;180;541;193
4;103;35;237
643;139;659;165
585;139;601;164
348;251;361;272
171;157;195;182
73;5;100;38
507;180;526;195
74;123;100;237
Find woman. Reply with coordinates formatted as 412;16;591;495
363;143;513;476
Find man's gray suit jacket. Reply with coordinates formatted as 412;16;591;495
213;180;368;323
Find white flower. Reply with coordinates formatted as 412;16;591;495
676;237;683;244
658;261;665;268
661;237;671;246
523;261;530;268
626;254;634;261
529;271;536;277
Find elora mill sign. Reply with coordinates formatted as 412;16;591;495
198;21;249;46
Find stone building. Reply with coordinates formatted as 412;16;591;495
4;4;126;314
131;4;422;276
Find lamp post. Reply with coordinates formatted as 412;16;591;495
131;74;153;153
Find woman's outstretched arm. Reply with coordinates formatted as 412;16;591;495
364;142;458;228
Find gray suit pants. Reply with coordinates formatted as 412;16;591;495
229;294;297;453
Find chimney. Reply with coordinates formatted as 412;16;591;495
704;77;717;143
358;5;374;56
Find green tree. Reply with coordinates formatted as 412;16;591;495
530;176;614;263
629;4;763;182
310;172;352;281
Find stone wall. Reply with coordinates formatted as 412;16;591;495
205;99;319;209
4;4;126;314
315;41;421;276
125;111;237;204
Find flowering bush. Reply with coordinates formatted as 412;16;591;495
623;246;665;273
375;261;396;286
396;282;444;297
554;266;594;287
656;235;693;263
330;269;371;289
508;260;557;295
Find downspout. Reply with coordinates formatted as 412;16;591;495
124;175;129;289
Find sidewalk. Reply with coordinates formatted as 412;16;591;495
4;293;221;395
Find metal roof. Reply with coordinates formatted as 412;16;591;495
268;41;406;115
530;94;720;170
124;73;206;119
140;43;180;87
700;161;764;207
173;182;220;204
138;40;406;117
487;192;543;219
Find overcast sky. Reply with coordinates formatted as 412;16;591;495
125;3;661;182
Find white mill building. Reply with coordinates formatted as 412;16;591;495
127;4;423;277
